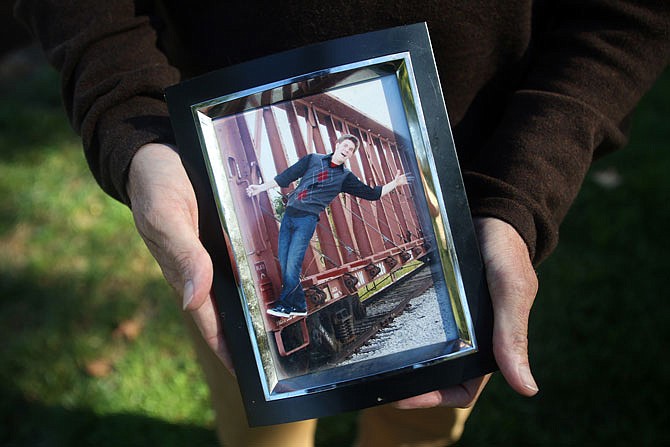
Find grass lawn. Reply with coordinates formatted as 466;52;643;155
0;47;668;446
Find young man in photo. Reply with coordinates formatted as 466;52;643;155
246;134;408;318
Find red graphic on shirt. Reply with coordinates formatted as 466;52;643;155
317;170;328;182
297;190;308;201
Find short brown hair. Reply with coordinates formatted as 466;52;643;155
336;133;360;151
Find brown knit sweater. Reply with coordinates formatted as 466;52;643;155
15;0;670;263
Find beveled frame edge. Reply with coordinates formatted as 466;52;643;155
166;22;496;426
193;53;479;402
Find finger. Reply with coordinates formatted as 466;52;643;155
190;291;235;373
437;374;491;407
476;218;539;396
393;375;490;409
160;227;229;371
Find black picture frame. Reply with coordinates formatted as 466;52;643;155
166;22;496;427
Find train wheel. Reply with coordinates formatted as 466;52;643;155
306;313;340;366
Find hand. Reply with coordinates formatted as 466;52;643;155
127;143;234;372
382;170;409;197
394;216;538;409
394;170;409;187
246;183;263;197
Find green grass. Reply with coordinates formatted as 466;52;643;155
358;259;422;301
1;49;668;446
0;53;215;446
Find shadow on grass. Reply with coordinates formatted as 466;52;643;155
0;263;217;446
0;387;219;447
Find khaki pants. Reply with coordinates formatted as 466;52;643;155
187;319;471;447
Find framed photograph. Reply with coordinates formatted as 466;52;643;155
166;23;496;426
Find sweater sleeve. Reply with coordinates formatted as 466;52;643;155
14;0;181;205
463;0;670;264
341;172;383;201
274;154;313;187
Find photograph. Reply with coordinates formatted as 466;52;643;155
194;56;476;399
166;24;496;425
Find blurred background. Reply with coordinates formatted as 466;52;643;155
1;7;668;445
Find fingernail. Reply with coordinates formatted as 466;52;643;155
183;280;194;310
520;367;539;393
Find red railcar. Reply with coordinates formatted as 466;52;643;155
214;92;431;362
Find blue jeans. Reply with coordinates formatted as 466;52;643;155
276;213;318;310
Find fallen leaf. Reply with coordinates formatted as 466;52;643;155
85;359;113;378
113;318;144;341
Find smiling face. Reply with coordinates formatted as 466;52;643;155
331;136;359;165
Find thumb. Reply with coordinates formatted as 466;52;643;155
491;282;539;396
128;144;231;369
133;195;213;312
180;240;214;311
133;202;213;312
127;144;213;311
475;217;539;396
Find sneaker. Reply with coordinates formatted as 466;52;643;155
267;303;292;318
289;306;307;317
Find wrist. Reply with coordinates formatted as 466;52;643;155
127;143;178;207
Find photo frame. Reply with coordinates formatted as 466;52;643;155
166;23;496;426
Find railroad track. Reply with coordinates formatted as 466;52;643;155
327;264;435;365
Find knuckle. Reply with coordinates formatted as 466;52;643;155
508;332;529;353
492;335;528;368
492;267;538;312
511;275;537;306
172;249;194;275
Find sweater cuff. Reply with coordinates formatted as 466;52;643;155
88;95;176;206
464;171;557;265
